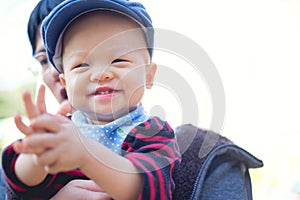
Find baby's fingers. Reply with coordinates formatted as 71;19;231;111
14;133;54;154
41;148;75;174
13;139;45;155
14;113;33;136
56;100;72;116
13;140;25;153
12;140;45;155
36;84;47;114
30;113;70;133
21;133;57;151
23;90;39;120
35;149;60;173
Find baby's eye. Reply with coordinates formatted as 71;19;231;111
111;59;128;64
73;63;89;69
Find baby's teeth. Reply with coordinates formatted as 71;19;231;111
100;91;110;95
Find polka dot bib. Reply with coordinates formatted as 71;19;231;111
72;106;149;154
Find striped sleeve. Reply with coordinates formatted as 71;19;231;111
121;117;182;200
1;141;87;199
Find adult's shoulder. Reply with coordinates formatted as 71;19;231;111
173;124;263;200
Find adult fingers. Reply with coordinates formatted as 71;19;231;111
50;180;111;200
74;180;105;192
79;191;112;200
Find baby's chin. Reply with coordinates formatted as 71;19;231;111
81;106;137;124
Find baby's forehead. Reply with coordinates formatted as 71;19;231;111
65;10;142;35
62;10;147;53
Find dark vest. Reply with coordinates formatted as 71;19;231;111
173;124;263;200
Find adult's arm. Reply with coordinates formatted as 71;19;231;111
50;179;111;200
197;158;254;200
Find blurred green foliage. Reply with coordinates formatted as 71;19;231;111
0;81;36;119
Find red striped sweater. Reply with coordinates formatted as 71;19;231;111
2;117;181;200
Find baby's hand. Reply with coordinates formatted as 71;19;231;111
13;85;89;173
22;84;47;120
13;84;48;153
16;112;89;173
13;85;73;155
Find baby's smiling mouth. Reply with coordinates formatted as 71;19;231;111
95;89;114;95
92;87;121;96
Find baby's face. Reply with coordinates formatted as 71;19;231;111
60;11;156;122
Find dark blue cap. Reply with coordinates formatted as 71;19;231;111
42;0;153;73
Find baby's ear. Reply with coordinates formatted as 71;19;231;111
146;62;157;89
59;74;66;87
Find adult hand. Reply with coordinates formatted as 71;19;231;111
50;179;111;200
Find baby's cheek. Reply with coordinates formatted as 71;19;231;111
128;87;145;106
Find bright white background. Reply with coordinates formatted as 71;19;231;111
1;0;300;199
